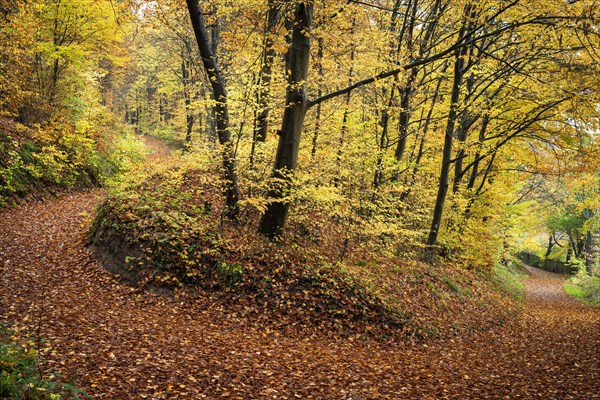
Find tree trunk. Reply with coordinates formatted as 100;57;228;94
393;0;418;165
208;4;220;145
253;0;280;143
452;70;476;193
259;1;313;240
373;101;391;189
394;67;415;164
466;115;489;190
186;0;241;218
310;37;324;158
337;19;356;184
425;10;471;259
401;61;448;200
545;234;555;258
584;231;593;274
181;56;194;144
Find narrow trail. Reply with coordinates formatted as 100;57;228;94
140;134;174;162
1;157;598;399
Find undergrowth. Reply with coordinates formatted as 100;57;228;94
492;260;528;301
0;117;146;207
0;325;88;400
90;148;521;340
564;268;600;307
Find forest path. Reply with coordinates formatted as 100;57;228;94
1;141;598;398
140;134;174;162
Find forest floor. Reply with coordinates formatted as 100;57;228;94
1;139;599;399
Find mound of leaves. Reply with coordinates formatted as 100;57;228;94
90;167;409;338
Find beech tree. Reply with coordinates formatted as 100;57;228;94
186;0;241;217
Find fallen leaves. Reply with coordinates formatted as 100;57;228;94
0;192;599;399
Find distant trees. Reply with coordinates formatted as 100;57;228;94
0;0;126;123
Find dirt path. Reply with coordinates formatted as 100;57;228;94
141;135;174;162
1;192;598;399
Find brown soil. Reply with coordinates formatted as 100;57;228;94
1;191;598;399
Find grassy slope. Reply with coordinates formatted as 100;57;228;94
564;275;600;307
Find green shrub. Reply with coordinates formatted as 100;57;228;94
565;273;600;307
0;325;88;399
0;118;147;206
217;261;244;286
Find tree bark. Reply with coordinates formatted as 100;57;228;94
584;231;594;274
394;67;415;164
181;56;194;144
466;115;489;190
425;7;472;259
253;0;280;143
186;0;241;217
545;234;555;258
259;1;313;240
310;37;324;158
337;19;356;184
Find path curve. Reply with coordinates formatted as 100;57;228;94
1;192;599;399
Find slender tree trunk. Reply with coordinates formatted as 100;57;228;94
374;97;392;189
584;231;593;274
259;1;313;239
310;37;324;158
135;89;141;133
337;20;356;183
466;115;489;190
566;246;573;263
159;93;164;123
50;58;60;107
452;67;476;193
124;103;130;124
401;61;448;199
253;0;280;143
425;9;471;258
394;67;416;164
181;56;194;144
545;234;555;258
186;0;241;218
393;0;418;165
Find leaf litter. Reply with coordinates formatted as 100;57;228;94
1;191;599;399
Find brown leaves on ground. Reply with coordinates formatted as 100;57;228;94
1;192;599;399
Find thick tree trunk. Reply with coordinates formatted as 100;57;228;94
208;4;220;145
259;1;313;240
186;0;241;218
